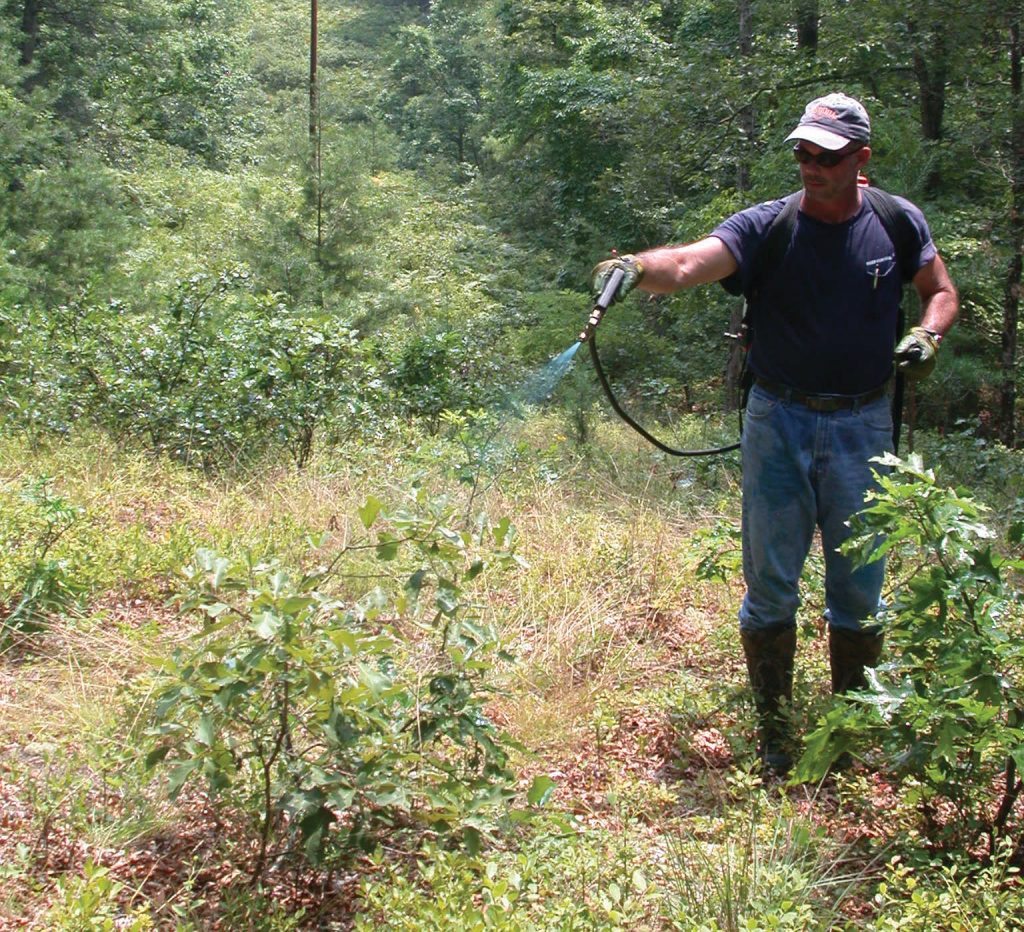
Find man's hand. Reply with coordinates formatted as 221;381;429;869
894;326;940;381
590;254;644;305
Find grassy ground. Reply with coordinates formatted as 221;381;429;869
1;422;1021;929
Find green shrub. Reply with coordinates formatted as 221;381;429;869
873;849;1023;931
355;822;659;931
44;860;154;931
146;490;527;879
383;329;497;435
16;273;372;468
796;454;1024;859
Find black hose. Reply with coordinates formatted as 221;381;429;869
587;330;741;457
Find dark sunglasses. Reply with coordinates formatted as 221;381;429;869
792;144;862;168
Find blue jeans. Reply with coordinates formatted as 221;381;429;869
738;383;893;634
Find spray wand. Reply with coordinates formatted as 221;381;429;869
578;268;624;343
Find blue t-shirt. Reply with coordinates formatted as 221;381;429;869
712;192;936;395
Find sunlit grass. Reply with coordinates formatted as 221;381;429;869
6;421;1017;926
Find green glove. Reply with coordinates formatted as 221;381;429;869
590;254;644;305
894;326;941;381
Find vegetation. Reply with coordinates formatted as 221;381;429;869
1;0;1022;926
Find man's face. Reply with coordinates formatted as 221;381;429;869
794;140;870;203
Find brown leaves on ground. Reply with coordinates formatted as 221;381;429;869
0;766;363;929
0;596;365;929
0;561;942;929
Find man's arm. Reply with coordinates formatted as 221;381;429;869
913;253;958;337
634;236;739;294
893;252;959;380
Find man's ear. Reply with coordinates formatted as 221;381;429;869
856;146;872;168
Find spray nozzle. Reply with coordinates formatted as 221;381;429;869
578;267;625;343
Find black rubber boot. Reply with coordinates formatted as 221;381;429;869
740;625;797;775
829;627;884;695
828;627;884;772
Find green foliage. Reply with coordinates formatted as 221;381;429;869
0;153;134;306
796;454;1024;857
383;329;501;434
146;491;525;877
10;272;371;467
384;1;488;176
355;820;659;930
13;0;258;165
212;888;307;931
0;476;85;635
239;123;392;307
690;518;743;584
915;421;1024;519
873;849;1024;932
44;859;154;931
91;0;260;165
664;781;853;931
0;0;1019;461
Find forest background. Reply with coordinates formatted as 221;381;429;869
1;0;1023;928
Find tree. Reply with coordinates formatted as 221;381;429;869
384;0;488;174
1000;18;1022;446
795;0;818;53
906;12;948;193
310;0;323;266
737;0;755;193
17;0;40;66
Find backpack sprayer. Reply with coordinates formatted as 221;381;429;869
578;269;742;457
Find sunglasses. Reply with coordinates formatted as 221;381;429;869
792;144;862;168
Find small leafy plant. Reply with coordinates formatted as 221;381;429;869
355;819;658;931
146;490;529;880
796;454;1024;862
44;859;154;931
0;476;85;636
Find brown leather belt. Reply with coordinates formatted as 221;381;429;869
754;377;890;413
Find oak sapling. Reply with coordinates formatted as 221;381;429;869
147;492;525;880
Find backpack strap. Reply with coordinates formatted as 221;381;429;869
861;186;919;284
745;192;802;302
860;185;920;454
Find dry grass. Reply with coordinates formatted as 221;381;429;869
0;427;912;927
0;606;172;741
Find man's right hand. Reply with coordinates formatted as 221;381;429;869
590;254;644;305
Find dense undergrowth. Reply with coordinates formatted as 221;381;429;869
1;418;1022;928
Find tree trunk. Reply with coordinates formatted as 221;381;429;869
309;0;318;143
737;0;754;194
1000;22;1022;447
19;0;43;66
908;17;947;193
795;0;819;53
310;0;323;267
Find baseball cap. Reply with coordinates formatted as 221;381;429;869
785;93;871;151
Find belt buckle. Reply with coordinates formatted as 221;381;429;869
804;394;841;412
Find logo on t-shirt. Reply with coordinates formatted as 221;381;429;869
866;253;896;278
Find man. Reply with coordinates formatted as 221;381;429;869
592;93;958;773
